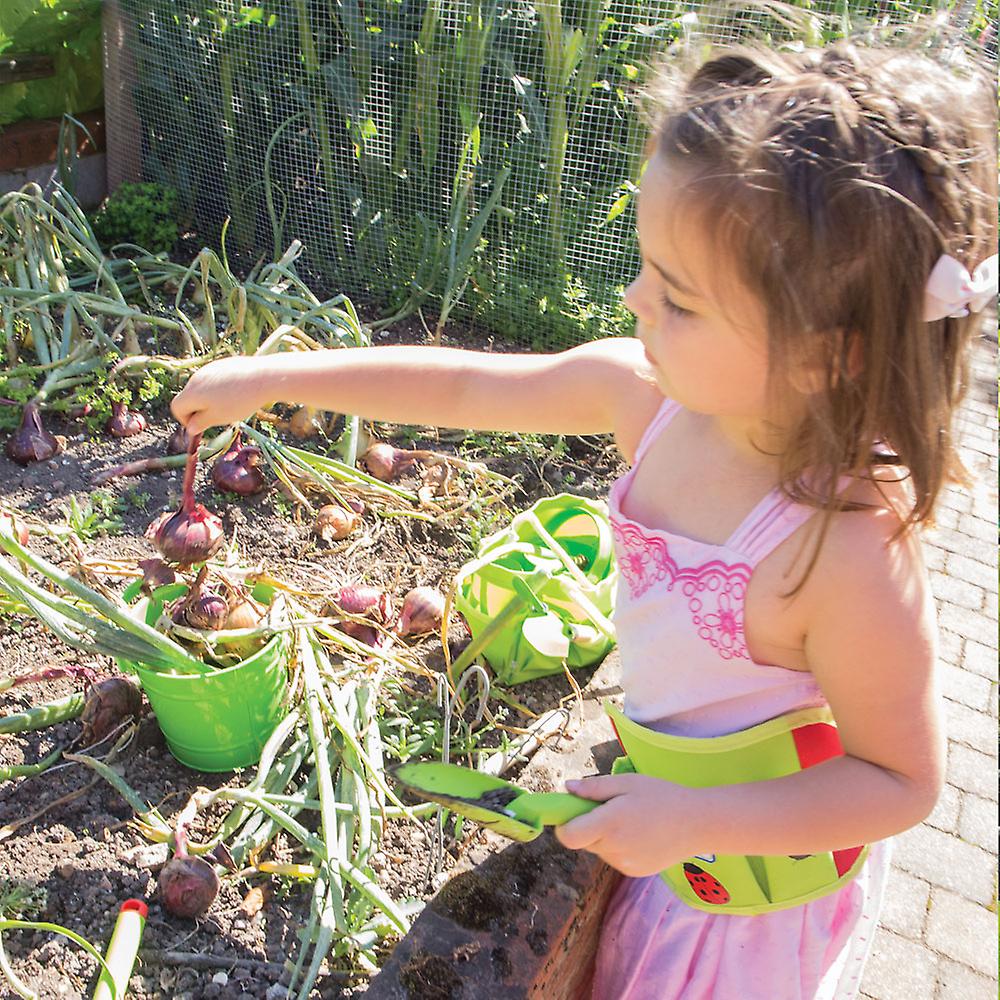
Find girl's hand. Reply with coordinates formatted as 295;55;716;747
171;355;270;434
554;773;699;877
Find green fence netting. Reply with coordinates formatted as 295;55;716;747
104;0;996;349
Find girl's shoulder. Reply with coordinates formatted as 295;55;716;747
565;337;663;461
798;470;931;631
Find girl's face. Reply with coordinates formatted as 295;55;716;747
624;154;777;422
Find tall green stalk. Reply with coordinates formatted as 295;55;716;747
294;0;348;265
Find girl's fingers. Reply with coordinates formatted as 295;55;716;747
565;774;635;801
554;810;609;851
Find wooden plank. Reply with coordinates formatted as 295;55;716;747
0;111;106;172
0;53;56;86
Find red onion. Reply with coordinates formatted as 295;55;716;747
106;401;147;438
5;402;62;465
362;442;417;482
159;807;220;921
330;585;392;622
396;586;446;637
172;589;229;630
314;504;360;542
211;434;266;496
138;557;178;593
146;433;224;566
166;424;190;455
160;855;219;919
80;677;142;745
323;585;393;648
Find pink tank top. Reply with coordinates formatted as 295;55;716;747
609;399;827;737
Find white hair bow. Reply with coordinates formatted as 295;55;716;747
923;253;999;322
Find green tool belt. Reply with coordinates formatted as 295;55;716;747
606;703;869;915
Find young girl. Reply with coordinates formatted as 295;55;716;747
172;40;997;1000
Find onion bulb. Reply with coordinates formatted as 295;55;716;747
166;424;190;455
80;677;142;745
289;405;324;439
160;803;220;919
159;855;219;919
5;402;62;466
314;504;360;542
361;442;417;482
146;432;224;565
106;402;147;438
171;588;229;631
138;557;178;593
396;586;445;637
211;434;266;496
323;585;392;648
219;577;266;631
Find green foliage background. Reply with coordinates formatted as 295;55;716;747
0;1;104;127
45;1;1000;347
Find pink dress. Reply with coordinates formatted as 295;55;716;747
592;399;891;1000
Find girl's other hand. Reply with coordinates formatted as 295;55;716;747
171;355;268;435
555;773;698;877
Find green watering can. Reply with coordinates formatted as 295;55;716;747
453;494;617;685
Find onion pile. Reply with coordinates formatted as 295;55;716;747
211;433;266;496
146;432;224;566
5;402;62;465
106;402;147;438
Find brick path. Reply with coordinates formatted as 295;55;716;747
860;330;998;999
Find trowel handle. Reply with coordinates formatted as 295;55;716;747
514;791;600;827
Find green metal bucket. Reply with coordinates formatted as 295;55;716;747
119;580;290;772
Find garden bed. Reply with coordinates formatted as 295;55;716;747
0;318;626;999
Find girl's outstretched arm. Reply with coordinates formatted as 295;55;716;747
171;337;657;439
557;505;944;876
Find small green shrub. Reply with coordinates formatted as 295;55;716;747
91;182;179;254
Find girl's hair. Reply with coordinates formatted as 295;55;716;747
644;39;997;556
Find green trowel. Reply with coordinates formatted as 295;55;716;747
391;762;598;842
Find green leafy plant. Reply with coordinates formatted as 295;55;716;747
0;879;46;920
91;182;180;254
60;491;125;539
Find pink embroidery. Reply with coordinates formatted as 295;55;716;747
612;515;752;660
677;560;751;660
612;521;675;597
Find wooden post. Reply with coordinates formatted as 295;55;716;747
101;0;143;190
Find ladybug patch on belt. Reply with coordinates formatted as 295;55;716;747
683;863;731;904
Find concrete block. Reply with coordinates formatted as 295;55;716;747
925;889;998;977
893;825;996;905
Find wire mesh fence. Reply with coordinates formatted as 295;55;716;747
102;0;996;350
